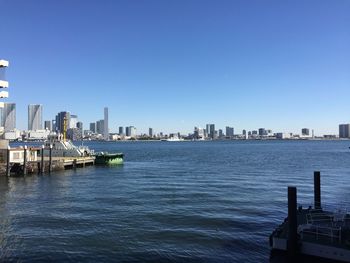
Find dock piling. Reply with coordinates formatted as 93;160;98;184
314;171;321;210
287;186;298;260
23;145;27;175
41;145;44;174
49;144;52;173
6;145;10;177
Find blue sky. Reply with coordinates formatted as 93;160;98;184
1;0;349;135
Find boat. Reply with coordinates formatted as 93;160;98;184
43;133;93;157
94;152;124;165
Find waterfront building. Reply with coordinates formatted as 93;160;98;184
2;103;16;131
258;128;266;136
28;104;43;131
96;120;104;135
77;121;83;130
104;107;109;140
125;126;131;137
242;130;246;135
302;128;310;136
252;130;258;135
339;124;350;138
69;115;78;129
205;124;215;139
44;120;52;131
67;128;83;141
218;129;223;138
119;126;124;135
90;122;96;133
55;111;70;134
226;126;234;137
149;128;153;137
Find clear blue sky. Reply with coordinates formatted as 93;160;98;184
1;0;349;135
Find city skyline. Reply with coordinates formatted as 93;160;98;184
1;1;349;134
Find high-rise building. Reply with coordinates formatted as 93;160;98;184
96;120;104;134
242;129;246;135
218;129;223;138
258;128;267;136
55;111;70;134
90;122;96;133
44;120;52;131
301;128;310;136
2;103;16;131
77;121;83;130
104;107;109;140
119;126;124;135
339;124;350;138
206;124;215;139
149;128;153;137
126;126;136;137
226;126;234;137
70;115;78;129
28;104;43;131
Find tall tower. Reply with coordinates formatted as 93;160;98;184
104;107;109;140
28;104;43;131
0;60;9;132
2;103;16;131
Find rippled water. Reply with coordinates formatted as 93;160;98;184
1;140;350;262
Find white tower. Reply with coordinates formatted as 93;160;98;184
0;59;9;146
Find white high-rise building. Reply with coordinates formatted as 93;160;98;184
28;104;43;131
104;107;109;140
2;103;16;131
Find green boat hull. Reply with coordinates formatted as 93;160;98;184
94;153;124;165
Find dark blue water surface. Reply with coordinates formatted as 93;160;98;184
1;140;350;262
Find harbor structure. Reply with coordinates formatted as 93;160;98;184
104;107;109;140
270;171;350;262
339;124;350;138
28;104;43;131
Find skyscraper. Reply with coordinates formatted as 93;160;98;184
206;124;215;139
70;115;78;129
90;122;96;133
149;128;153;137
28;104;43;131
55;111;70;134
301;128;310;136
104;107;109;140
339;124;350;138
44;120;52;131
2;103;16;131
96;120;104;134
226;126;234;137
119;126;124;135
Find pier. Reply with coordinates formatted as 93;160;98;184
270;171;350;262
0;146;95;176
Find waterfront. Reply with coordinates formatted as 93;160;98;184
0;140;350;262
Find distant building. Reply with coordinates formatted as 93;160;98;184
55;111;70;134
104;107;109;140
194;127;205;140
69;115;78;129
258;128;267;136
67;128;82;141
77;121;83;130
252;130;258;135
44;120;52;131
242;130;246;135
126;126;136;138
301;128;310;136
90;122;96;133
339;124;350;138
119;126;124;135
218;129;223;138
28;104;43;131
226;126;234;137
205;124;215;139
2;103;16;131
149;128;153;137
96;120;104;134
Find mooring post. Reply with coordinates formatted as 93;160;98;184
23;145;27;176
49;144;52;173
73;159;77;169
287;186;298;260
6;145;10;177
41;145;44;174
314;171;321;210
